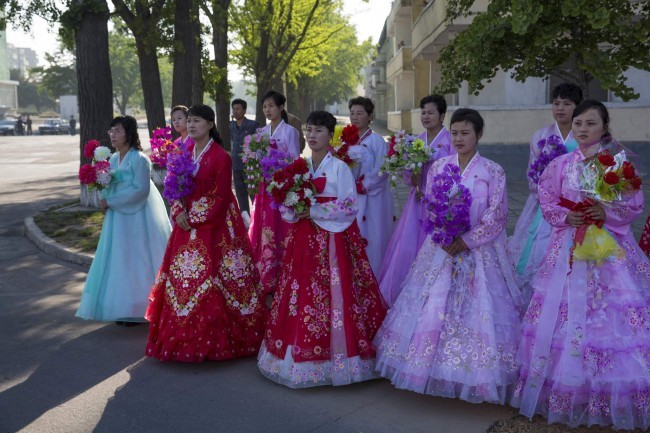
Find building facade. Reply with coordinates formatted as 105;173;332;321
0;11;19;118
369;0;650;144
7;43;38;76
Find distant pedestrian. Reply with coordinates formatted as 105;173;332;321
69;115;77;136
25;115;32;136
15;118;24;136
229;98;260;215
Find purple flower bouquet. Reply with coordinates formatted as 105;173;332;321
421;163;472;246
528;134;567;184
163;145;196;201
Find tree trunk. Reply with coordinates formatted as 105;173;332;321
75;0;113;161
135;39;166;132
172;0;203;108
211;0;231;150
74;0;113;207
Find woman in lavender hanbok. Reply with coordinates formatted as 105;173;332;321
348;96;395;276
248;91;301;297
512;100;650;430
378;95;453;306
374;109;523;404
509;84;582;299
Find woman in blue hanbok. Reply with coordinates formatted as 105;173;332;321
76;115;171;324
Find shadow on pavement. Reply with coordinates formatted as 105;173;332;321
0;324;148;432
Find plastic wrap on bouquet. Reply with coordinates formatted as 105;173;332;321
79;184;101;208
151;165;167;186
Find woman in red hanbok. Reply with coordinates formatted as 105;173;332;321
146;105;266;362
258;111;386;388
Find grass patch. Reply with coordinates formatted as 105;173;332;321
34;207;103;253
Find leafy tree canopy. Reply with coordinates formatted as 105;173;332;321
435;0;650;101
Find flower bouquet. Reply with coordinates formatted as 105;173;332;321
149;126;177;186
528;134;568;184
163;143;196;202
260;147;293;183
266;157;316;214
79;139;113;191
563;139;643;264
242;130;274;195
421;163;472;246
380;130;434;188
329;124;366;167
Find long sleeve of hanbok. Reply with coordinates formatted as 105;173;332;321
310;166;358;233
461;163;508;250
282;126;301;159
538;157;571;229
361;138;390;196
603;191;644;236
188;152;232;228
103;154;151;214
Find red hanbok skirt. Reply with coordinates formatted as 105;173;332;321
641;214;650;258
258;218;386;387
146;204;266;362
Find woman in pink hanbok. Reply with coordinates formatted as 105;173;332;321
374;109;523;404
378;95;453;306
348;97;395;276
512;100;650;430
509;84;582;299
258;111;385;388
248;91;301;296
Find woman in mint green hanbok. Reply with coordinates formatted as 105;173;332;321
76;116;171;324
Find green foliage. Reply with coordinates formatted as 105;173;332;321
203;60;232;103
29;49;78;99
292;22;374;107
13;69;58;112
435;0;650;101
109;21;142;114
230;0;342;89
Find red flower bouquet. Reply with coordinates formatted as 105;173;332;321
266;157;317;213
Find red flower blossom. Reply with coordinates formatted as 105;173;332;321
622;161;636;179
83;140;101;159
597;153;616;167
603;171;620;185
79;164;97;184
630;177;642;190
340;124;359;145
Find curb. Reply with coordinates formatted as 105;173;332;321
24;216;94;267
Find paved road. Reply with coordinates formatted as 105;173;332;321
1;131;644;433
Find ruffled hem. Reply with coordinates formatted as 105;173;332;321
257;342;379;388
511;376;650;430
145;288;265;363
376;360;516;404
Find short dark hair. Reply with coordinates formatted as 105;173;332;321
187;104;223;145
170;105;188;117
572;99;610;136
110;115;141;151
306;111;337;133
449;108;484;136
231;98;247;110
419;95;447;114
348;96;374;115
552;83;583;105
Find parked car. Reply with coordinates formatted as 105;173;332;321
39;119;71;135
0;119;16;136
